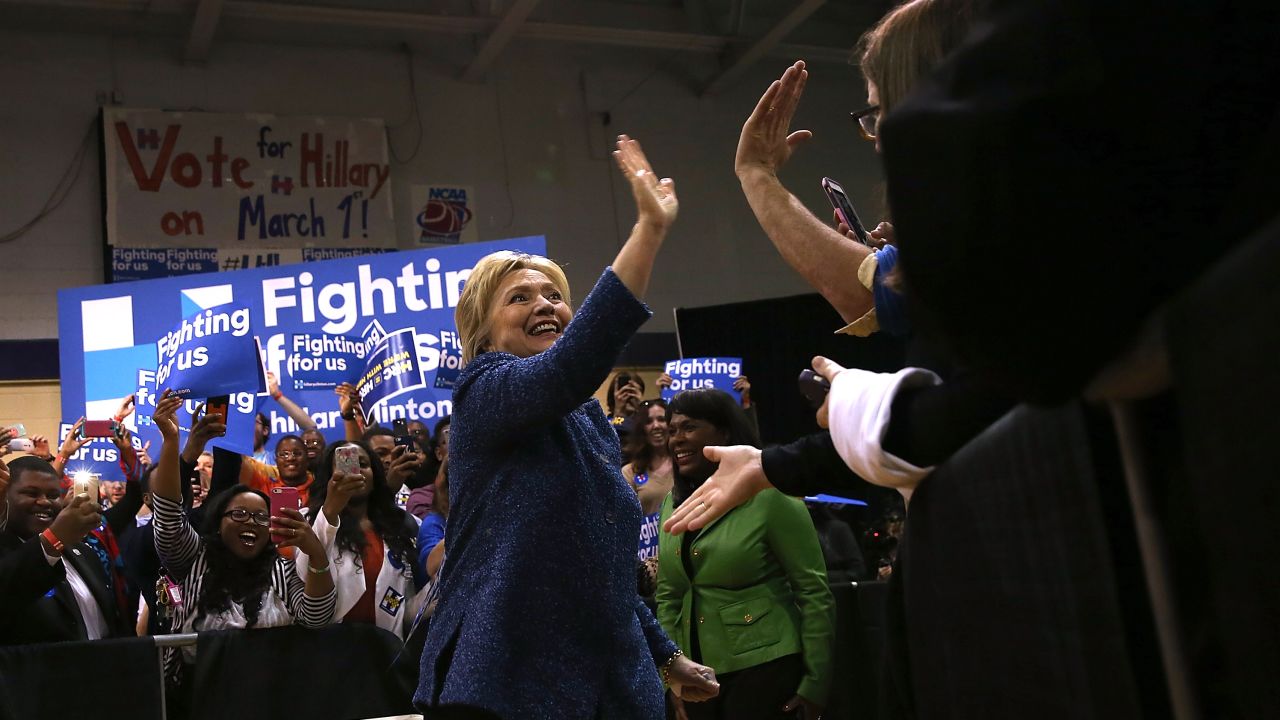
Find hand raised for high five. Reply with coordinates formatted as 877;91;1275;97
735;60;811;179
613;134;677;229
335;383;362;419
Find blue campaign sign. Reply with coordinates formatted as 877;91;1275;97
660;357;744;403
289;333;365;391
156;302;263;398
131;368;257;464
57;236;547;480
356;328;424;420
432;330;465;390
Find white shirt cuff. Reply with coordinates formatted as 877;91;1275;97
828;366;942;488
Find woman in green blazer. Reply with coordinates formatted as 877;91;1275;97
657;389;835;720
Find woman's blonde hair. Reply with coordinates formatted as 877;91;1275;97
455;251;572;363
858;0;975;116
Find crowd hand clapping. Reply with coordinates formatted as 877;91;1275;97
667;655;720;702
614;134;678;229
735;60;811;179
783;694;824;720
662;445;770;535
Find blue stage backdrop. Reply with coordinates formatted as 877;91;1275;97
57;236;545;479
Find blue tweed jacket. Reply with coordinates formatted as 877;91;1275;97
415;268;679;719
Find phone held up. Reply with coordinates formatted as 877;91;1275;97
821;177;870;245
80;420;119;439
72;471;102;505
797;369;831;409
269;486;300;542
334;444;362;476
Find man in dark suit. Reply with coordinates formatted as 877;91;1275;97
0;456;130;644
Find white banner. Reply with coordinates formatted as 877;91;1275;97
103;108;395;248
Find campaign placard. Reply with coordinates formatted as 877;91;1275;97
155;302;265;398
356;328;425;421
288;333;366;391
57;235;547;480
660;357;743;403
433;330;465;390
131;368;256;460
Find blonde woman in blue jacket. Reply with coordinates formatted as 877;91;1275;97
657;389;835;720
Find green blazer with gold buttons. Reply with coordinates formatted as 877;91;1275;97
655;488;836;704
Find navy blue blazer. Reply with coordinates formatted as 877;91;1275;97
415;268;679;719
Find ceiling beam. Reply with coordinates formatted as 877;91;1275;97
184;0;224;63
0;0;852;65
461;0;543;83
702;0;826;97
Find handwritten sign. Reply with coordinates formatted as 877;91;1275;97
103;108;395;248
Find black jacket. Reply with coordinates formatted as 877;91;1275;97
0;532;130;645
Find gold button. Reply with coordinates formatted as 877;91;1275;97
692;549;700;557
675;547;681;556
744;613;753;623
698;616;704;624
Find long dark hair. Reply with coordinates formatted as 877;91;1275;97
196;484;278;628
667;389;761;504
307;440;416;572
623;399;668;475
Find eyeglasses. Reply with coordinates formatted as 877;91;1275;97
276;450;304;460
850;105;880;142
223;508;270;526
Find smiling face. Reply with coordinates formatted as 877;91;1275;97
642;403;668;450
6;469;62;539
274;437;306;481
219;492;270;560
485;269;573;358
667;412;731;483
301;429;326;461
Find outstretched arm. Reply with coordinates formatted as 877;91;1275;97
736;61;874;323
267;372;318;431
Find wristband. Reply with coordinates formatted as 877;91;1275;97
340;411;355;421
307;563;330;575
271;390;283;401
41;528;65;554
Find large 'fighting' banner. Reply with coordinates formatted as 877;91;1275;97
57;236;546;479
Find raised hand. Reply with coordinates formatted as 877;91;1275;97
656;373;674;390
114;394;136;422
322;466;367;521
732;376;752;408
48;494;103;547
810;356;848;429
153;391;183;440
30;434;52;460
385;444;423;491
663;445;772;535
735;60;811;179
58;418;90;460
614;134;677;229
266;371;281;397
272;506;324;558
335;383;362;418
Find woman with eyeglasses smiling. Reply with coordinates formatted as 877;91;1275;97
150;390;336;707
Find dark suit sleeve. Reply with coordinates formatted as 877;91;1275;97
761;432;869;499
634;596;679;664
881;373;1015;468
104;477;145;536
0;538;65;617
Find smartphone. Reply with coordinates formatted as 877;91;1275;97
334;444;361;475
7;423;26;438
391;418;409;437
797;369;831;409
72;472;101;504
269;486;300;542
8;437;33;453
205;394;230;422
394;434;417;452
821;177;869;244
81;420;118;438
